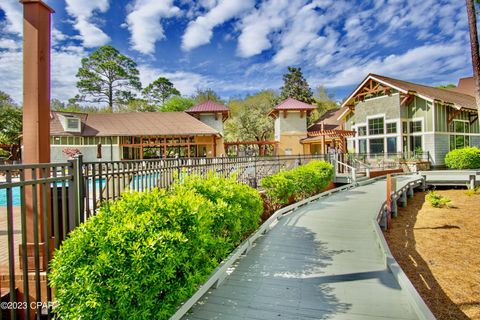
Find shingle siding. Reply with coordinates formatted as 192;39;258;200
433;135;449;166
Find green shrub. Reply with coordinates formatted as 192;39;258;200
260;160;333;205
445;147;480;169
172;172;263;254
50;173;263;320
259;170;296;205
426;190;451;208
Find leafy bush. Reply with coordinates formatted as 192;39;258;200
50;173;263;320
426;191;451;208
259;170;296;205
260;160;333;205
445;147;480;169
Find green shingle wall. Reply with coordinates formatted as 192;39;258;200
434;103;479;133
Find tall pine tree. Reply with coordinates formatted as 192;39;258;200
279;67;314;104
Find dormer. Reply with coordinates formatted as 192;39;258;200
185;100;229;135
59;114;82;133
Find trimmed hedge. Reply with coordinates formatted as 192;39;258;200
444;147;480;169
50;173;263;320
260;160;334;205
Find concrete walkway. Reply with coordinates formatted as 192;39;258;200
183;176;423;320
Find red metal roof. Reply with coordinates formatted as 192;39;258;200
186;100;229;113
273;98;316;110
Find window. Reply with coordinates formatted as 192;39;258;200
410;136;422;152
449;120;470;150
368;118;384;135
402;121;408;134
357;126;367;136
410;120;422;133
359;140;367;154
386;122;397;134
67;118;79;130
369;138;384;154
387;137;397;153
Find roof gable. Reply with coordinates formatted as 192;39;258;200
338;74;477;120
273;98;316;110
186;100;229;113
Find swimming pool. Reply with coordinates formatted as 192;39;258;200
0;174;160;206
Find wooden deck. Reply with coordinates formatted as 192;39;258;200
183;176;426;320
420;170;480;187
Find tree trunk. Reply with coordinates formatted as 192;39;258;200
108;83;113;112
466;0;480;113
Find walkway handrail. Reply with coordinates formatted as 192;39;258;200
334;158;357;183
353;159;371;178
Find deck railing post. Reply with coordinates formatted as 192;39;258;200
68;154;84;231
400;191;407;207
469;174;476;190
253;157;258;188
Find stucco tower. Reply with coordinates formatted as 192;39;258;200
269;98;315;155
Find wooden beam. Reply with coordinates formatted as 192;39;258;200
283;110;288;118
447;108;462;125
470;113;479;125
300;110;305;118
400;94;414;107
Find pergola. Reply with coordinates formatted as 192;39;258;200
302;123;356;154
224;140;278;156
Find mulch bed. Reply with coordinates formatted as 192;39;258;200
385;189;480;320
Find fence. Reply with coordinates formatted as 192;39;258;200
0;151;429;319
0;154;326;319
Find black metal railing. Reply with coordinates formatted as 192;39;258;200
0;162;73;320
0;151;430;319
0;154;328;319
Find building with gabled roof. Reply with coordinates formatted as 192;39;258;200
337;74;479;166
49;101;229;162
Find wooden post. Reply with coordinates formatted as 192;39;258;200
213;135;217;157
140;136;144;159
187;136;191;158
469;174;476;189
21;0;54;270
400;191;407;207
163;137;167;158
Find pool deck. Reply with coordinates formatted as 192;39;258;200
183;176;426;320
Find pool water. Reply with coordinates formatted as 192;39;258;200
0;174;160;207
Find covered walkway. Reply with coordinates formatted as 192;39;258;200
183;176;429;320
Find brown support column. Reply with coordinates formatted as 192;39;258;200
140;136;144;159
187;136;191;158
212;135;217;157
21;1;54;269
163;137;167;158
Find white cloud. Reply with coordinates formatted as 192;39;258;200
0;38;21;50
125;0;181;55
324;43;469;88
237;0;303;58
0;45;86;103
65;0;111;48
182;0;255;51
138;65;212;96
0;50;22;102
0;0;22;35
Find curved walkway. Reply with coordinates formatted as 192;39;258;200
183;176;426;320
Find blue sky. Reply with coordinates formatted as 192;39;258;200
0;0;473;105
